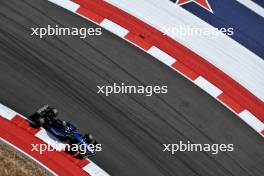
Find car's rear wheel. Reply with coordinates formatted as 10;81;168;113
35;117;45;127
50;108;58;118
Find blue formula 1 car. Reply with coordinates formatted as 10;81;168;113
29;105;98;158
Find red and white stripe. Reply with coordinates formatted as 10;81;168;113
105;0;264;102
47;0;264;137
0;103;110;176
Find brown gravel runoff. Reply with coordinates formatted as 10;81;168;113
0;143;51;176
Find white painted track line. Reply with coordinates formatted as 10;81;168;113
194;76;222;98
48;0;80;12
148;46;176;66
100;19;129;38
0;104;16;120
83;161;110;176
239;110;264;134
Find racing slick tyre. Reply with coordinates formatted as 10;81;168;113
50;108;58;118
35;116;45;127
37;105;58;119
83;134;97;145
61;137;71;144
77;152;89;159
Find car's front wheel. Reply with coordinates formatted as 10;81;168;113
77;151;90;159
62;137;71;144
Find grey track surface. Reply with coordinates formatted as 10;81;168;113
0;0;263;176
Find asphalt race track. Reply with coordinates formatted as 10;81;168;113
0;0;263;176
